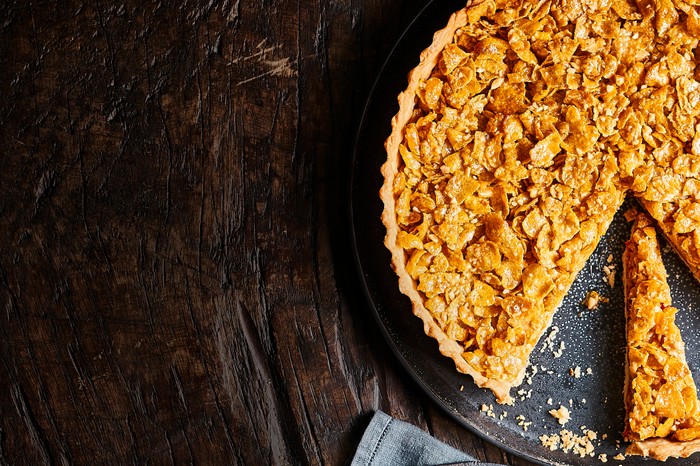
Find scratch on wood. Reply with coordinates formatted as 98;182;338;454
232;39;297;86
236;57;296;86
171;365;189;414
33;170;57;217
226;0;240;26
230;39;280;65
11;385;51;465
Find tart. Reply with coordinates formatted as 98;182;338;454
380;0;700;404
623;212;700;460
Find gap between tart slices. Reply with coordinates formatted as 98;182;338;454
623;212;700;461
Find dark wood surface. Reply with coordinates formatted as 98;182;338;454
0;1;537;464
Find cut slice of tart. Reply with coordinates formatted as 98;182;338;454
623;212;700;461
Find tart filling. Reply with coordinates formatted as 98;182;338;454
623;213;700;460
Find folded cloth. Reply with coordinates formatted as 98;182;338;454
351;411;506;466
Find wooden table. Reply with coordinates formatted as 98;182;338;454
0;1;536;464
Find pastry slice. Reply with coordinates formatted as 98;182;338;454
623;212;700;460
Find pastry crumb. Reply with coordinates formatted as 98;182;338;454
540;433;560;451
549;405;571;425
553;341;566;358
603;264;616;288
541;326;560;354
525;365;538;385
540;427;599;458
516;414;532;431
598;453;608;463
481;404;495;418
583;290;608;310
613;453;625;460
517;388;533;400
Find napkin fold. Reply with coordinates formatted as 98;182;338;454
351;411;506;466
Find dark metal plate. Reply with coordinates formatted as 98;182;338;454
349;1;700;465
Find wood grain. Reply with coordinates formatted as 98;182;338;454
0;0;536;464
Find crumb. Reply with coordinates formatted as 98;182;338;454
603;264;616;288
613;453;625;460
516;414;532;431
549;405;571;425
599;453;608;463
481;404;495;418
541;326;560;354
499;411;508;420
607;254;613;263
586;367;593;375
540;433;561;451
582;399;587;404
547;398;553;405
553;341;566;358
526;365;538;385
583;290;608;310
548;427;598;457
570;366;582;378
460;385;464;391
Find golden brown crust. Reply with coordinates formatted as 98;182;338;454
626;437;700;462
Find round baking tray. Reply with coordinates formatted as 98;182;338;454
349;1;700;464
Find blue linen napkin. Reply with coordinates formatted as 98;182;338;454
351;411;506;466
